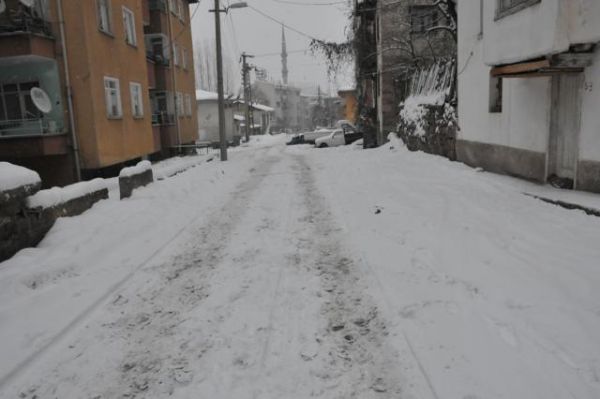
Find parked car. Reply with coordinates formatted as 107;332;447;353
315;126;364;148
303;128;334;144
286;134;305;145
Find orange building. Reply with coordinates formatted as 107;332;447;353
0;0;198;186
338;88;358;124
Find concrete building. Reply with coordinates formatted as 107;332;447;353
457;0;600;193
196;90;237;145
0;0;198;186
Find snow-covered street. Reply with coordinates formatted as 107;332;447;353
2;136;600;398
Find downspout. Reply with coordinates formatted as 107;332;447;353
57;0;82;181
166;0;182;150
478;0;484;39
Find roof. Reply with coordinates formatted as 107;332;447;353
196;90;219;101
234;100;275;113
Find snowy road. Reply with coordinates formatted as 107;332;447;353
2;136;600;398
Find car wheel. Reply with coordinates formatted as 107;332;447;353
319;143;328;148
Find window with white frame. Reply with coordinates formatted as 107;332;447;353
97;0;112;34
182;47;188;70
173;42;180;66
178;0;184;20
130;82;144;118
176;92;184;117
169;0;177;15
496;0;541;19
185;93;192;116
122;6;137;46
104;77;122;118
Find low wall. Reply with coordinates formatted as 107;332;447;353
1;175;108;262
119;161;154;200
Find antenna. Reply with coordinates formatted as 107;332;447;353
19;0;35;7
30;87;52;114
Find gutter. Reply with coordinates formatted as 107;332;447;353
57;0;82;181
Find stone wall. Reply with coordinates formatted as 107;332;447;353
119;161;154;200
1;179;108;262
397;104;457;160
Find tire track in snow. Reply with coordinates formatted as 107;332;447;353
4;153;281;399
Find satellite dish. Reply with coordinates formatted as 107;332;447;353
19;0;35;7
0;0;6;14
30;87;52;114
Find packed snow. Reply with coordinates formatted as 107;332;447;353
26;178;108;209
119;160;152;178
1;136;600;398
0;162;40;191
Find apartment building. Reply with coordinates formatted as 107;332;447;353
458;0;600;193
0;0;198;187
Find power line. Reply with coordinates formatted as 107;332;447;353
270;0;347;5
247;5;318;41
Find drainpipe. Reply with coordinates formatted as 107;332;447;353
57;0;82;181
166;0;182;151
478;0;484;39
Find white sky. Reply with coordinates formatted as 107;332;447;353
190;0;354;96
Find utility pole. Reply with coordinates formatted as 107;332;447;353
211;0;228;161
241;52;254;143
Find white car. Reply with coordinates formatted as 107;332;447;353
315;130;345;148
303;128;334;144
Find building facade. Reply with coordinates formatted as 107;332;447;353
458;0;600;193
252;80;302;133
0;0;198;187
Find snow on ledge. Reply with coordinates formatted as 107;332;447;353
27;178;108;209
0;162;41;191
119;161;152;178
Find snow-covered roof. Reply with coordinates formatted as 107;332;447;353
234;114;245;121
0;162;41;191
234;100;275;113
196;90;219;101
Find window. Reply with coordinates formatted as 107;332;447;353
173;42;180;66
146;34;170;64
104;77;122;118
496;0;541;19
489;76;503;113
130;82;144;118
97;0;112;34
410;6;440;34
178;0;184;20
0;81;42;122
176;92;184;117
182;47;188;70
122;6;137;46
169;0;177;15
185;93;192;116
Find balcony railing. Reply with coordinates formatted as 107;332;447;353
152;112;175;126
149;0;167;12
0;13;52;37
0;118;60;137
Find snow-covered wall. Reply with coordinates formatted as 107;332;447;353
482;0;600;66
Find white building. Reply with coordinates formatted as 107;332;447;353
196;90;238;145
457;0;600;192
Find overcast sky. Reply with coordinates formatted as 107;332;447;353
190;0;353;96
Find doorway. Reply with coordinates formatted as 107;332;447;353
548;74;583;189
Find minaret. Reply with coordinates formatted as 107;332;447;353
281;25;289;85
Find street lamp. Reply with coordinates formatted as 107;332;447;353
211;1;247;162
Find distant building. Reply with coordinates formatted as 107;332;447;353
0;0;198;187
458;0;600;193
252;81;302;132
232;101;274;136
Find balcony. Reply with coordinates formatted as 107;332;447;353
152;111;175;126
0;8;54;59
0;118;60;137
149;0;167;12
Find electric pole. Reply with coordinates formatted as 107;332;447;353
241;52;254;143
212;0;228;161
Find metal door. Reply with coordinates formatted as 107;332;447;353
549;74;583;181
